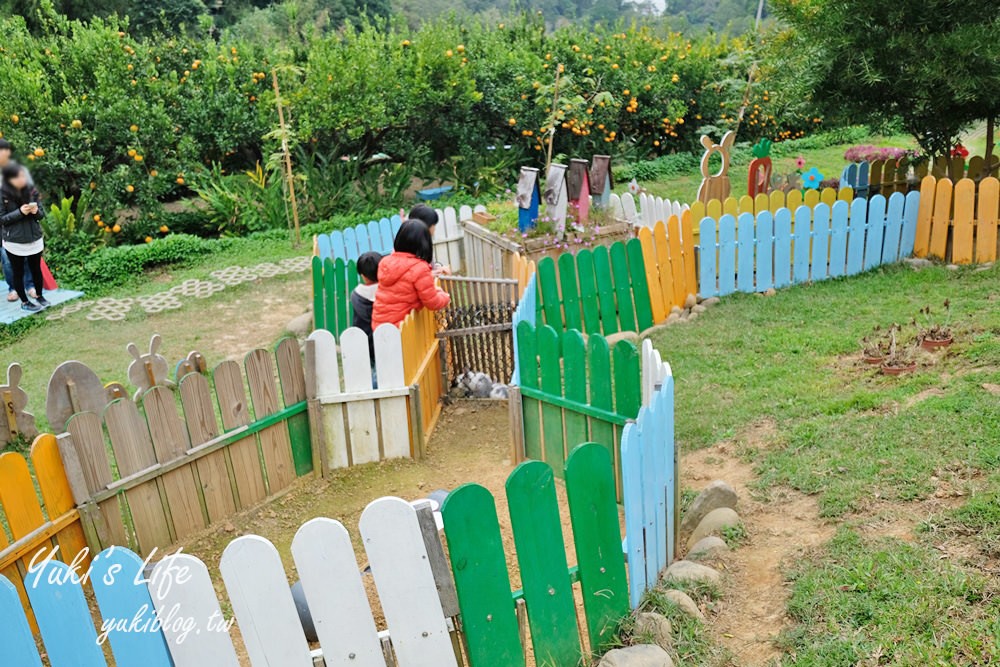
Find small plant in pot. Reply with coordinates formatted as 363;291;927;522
860;325;888;364
880;323;918;376
919;300;954;351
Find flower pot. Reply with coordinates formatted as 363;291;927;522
862;354;884;365
920;336;953;351
472;211;498;226
880;361;917;376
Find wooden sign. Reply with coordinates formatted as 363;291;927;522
696;131;736;204
747;138;773;198
516;167;541;232
0;363;36;444
46;360;107;434
567;158;591;225
590;155;613;208
126;333;172;401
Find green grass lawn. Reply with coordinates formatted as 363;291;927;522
650;262;1000;664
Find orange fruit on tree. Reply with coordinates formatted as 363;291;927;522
176;176;185;185
10;114;18;123
128;149;137;157
71;119;83;129
112;224;121;233
33;148;44;157
126;185;134;193
130;124;138;132
134;155;143;162
159;225;169;233
150;169;158;177
145;236;153;243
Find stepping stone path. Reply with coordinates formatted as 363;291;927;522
46;255;312;322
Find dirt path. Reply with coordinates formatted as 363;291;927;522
682;421;835;666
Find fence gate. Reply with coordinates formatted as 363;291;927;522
436;276;520;387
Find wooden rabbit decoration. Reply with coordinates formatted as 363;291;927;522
127;334;173;401
0;363;37;444
696;131;736;204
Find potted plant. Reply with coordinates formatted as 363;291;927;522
860;326;888;365
919;300;954;351
880;324;918;376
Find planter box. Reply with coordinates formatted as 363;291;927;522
461;219;632;279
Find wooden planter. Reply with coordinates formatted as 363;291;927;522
461;218;632;279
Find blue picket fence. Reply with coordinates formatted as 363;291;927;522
510;273;538;385
621;355;675;608
316;215;403;261
698;192;921;297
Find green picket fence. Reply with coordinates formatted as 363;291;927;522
443;443;629;667
514;320;641;498
311;255;359;338
536;238;655;336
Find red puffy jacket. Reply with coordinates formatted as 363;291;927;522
371;252;450;329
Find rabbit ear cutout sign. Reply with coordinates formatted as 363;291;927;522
697;130;736;204
0;362;38;444
127;333;174;401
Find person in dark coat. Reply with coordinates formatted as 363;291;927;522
0;162;47;312
351;251;382;364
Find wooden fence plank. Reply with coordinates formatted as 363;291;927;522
899;190;920;259
246;348;297;494
180;373;238;522
441;484;526;667
65;411;129;548
627;238;655;330
638;227;667;323
881;193;905;264
811;204;830;281
538;257;562;331
565;444;629;653
653;221;676;308
846;197;867;276
144;386;207;539
538;325;566;470
151;554;241;666
374;324;411;460
516;321;543;462
105;399;173;550
756;211;774;292
506;461;582;666
620;422;645;608
276;337;312;476
680;209;698;299
929;178;953;260
736;212;755;293
30;434;89;567
25;561;105;667
563;330;589;450
913;175;936;258
576;249;601;334
863;195;887;271
341;328;380;464
976;177;1000;263
221;535;313;666
609;242;636;333
773;208;792;288
292;518;385;667
666;216;687;308
952;178;976;264
359;497;458;667
0;576;43;667
698;217;718;298
558;253;583;332
588;334;615;465
592;246;619;335
312;257;325;331
792;205;811;283
308;330;350;470
91;547;174;665
717;215;736;296
0;452;46;542
214;360;267;508
829;200;849;277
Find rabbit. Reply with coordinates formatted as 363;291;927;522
696;131;736;204
127;333;173;401
0;363;38;442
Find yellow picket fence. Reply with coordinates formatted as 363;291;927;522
690;186;855;224
0;434;90;630
636;210;699;317
914;176;1000;265
401;307;443;449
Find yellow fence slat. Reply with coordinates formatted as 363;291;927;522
977;177;1000;263
638;227;667;323
689;200;705;225
929;178;953;260
31;434;90;569
722;197;738;218
914;175;937;257
666;216;687;307
680;208;698;299
652;221;675;309
738;195;754;216
802;189;818;209
820;188;836;207
951;179;976;264
838;186;854;202
0;453;45;541
769;190;784;214
707;199;722;220
754;193;769;216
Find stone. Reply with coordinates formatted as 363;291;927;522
904;257;933;269
662;589;705;621
975;262;994;272
688;507;741;549
688;535;729;560
607;331;641;347
633;612;672;651
763;288;777;297
599;645;674;667
661;560;721;586
286;312;314;337
946;264;959;271
684;294;698;309
679;480;738;537
665;313;681;325
687;311;699;322
692;304;707;314
640;324;671;338
702;296;721;308
670;305;683;315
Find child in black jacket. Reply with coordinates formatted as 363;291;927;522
0;163;46;312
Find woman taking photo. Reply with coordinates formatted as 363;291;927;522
1;162;47;312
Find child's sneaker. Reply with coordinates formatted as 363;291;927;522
35;296;50;308
20;301;41;313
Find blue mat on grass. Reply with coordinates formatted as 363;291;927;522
0;289;84;324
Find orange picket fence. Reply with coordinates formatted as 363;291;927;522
914;176;1000;265
401;307;443;449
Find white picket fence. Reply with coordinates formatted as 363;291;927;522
634;193;689;229
307;325;415;469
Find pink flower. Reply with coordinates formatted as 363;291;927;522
795;156;806;169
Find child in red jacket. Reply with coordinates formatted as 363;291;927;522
371;220;450;329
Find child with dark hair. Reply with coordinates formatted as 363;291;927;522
0;162;46;312
351;251;382;363
406;204;451;276
371;220;450;330
0;140;36;302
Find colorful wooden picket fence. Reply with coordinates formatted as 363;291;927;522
401;306;444;443
914;176;1000;265
632;192;689;230
57;338;313;557
0;435;90;632
2;443;628;667
622;341;676;608
690;186;854;226
513;320;640;498
698;192;921;297
311;255;359;338
635;212;699;317
307;325;418;469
